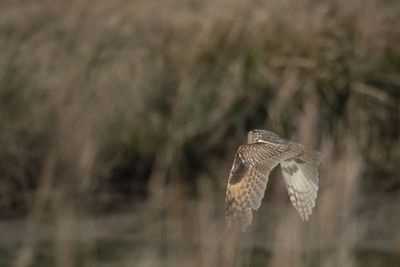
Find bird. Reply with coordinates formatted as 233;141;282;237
225;129;322;231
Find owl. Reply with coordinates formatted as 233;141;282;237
225;129;322;231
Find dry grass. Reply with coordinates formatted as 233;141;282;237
0;0;399;266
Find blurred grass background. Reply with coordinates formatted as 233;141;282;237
0;0;399;266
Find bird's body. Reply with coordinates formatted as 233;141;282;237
225;130;322;231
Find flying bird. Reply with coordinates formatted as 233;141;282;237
225;129;322;231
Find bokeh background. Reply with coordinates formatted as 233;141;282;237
0;0;399;266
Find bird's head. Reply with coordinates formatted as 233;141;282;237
247;129;281;144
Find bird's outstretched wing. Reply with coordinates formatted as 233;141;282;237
280;150;322;221
225;142;296;231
